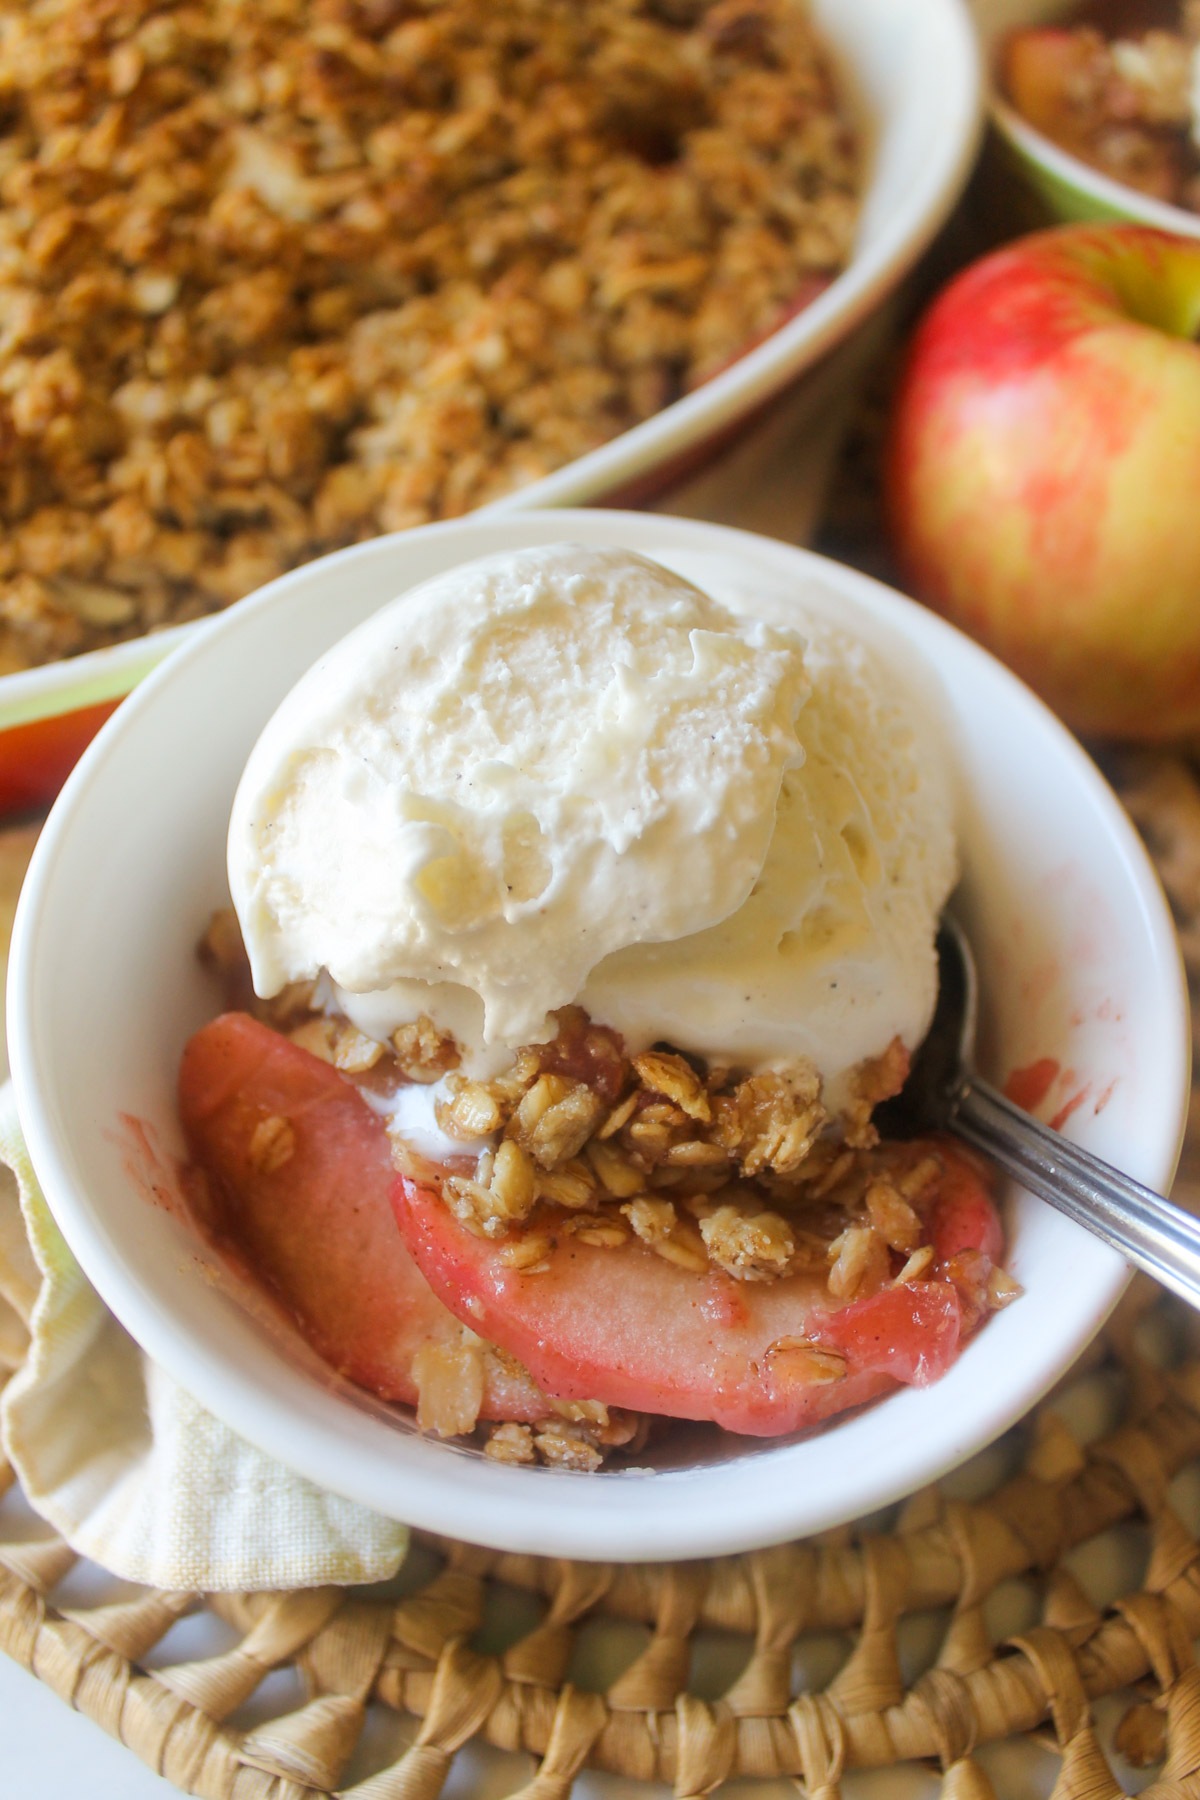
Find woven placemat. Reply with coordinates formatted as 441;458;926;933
3;750;1200;1800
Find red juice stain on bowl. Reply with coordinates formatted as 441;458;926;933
110;1111;193;1223
1003;1057;1060;1113
1050;1085;1091;1132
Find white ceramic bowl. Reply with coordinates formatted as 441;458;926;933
0;0;982;804
977;0;1200;237
9;510;1189;1561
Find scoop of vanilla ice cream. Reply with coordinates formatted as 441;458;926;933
229;545;812;1056
581;604;956;1113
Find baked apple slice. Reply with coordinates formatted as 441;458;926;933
394;1152;1003;1438
178;1013;545;1421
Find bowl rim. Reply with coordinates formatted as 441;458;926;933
0;0;983;735
7;509;1191;1560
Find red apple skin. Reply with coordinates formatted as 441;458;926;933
885;225;1200;740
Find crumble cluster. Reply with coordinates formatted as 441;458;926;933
200;908;1020;1458
200;903;967;1306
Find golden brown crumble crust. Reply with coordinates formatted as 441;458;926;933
198;908;1019;1461
0;0;857;671
200;908;944;1307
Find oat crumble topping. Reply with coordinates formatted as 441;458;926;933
199;905;1014;1464
203;908;936;1306
0;0;857;671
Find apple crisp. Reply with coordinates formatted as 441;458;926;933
201;906;1018;1317
0;0;858;672
1003;4;1200;210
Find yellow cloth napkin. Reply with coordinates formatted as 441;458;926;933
0;1084;408;1590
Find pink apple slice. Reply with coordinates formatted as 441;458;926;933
178;1012;545;1420
928;1145;1005;1266
393;1167;1000;1438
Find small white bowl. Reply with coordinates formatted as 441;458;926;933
0;0;983;805
8;511;1190;1562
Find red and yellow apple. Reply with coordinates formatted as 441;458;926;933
886;225;1200;740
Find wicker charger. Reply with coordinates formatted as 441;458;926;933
3;754;1200;1800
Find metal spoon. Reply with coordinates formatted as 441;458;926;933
875;914;1200;1310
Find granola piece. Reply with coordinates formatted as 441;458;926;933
393;1016;461;1084
765;1339;847;1384
442;1138;539;1238
865;1180;921;1253
500;1232;555;1273
843;1037;911;1149
386;1129;447;1190
568;1216;631;1249
659;1159;729;1195
438;1173;492;1235
484;1049;543;1108
827;1223;890;1301
547;1398;645;1450
511;1074;605;1170
488;1139;539;1223
247;1113;295;1175
987;1266;1023;1309
858;1037;911;1103
436;1078;504;1141
893;1244;935;1286
698;1203;794;1282
789;1229;840;1275
793;1142;856;1200
412;1334;485;1437
483;1341;537;1388
289;1018;338;1063
622;1197;678;1246
548;1398;611;1428
590;1408;646;1450
661;1138;729;1169
639;1103;689;1125
585;1136;644;1198
288;1015;382;1072
622;1197;707;1271
714;1062;825;1177
626;1113;677;1160
533;1419;605;1472
538;1006;627;1105
329;1025;385;1075
196;904;257;1009
597;1091;640;1140
535;1160;596;1210
485;1421;537;1465
633;1049;712;1122
897;1155;942;1202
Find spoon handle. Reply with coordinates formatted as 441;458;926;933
953;1077;1200;1310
